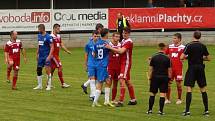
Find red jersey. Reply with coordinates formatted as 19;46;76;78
4;39;22;60
108;42;121;70
51;33;61;57
166;44;185;69
120;38;133;68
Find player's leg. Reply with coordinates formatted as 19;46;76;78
183;67;195;116
45;65;52;91
89;77;96;100
158;77;168;115
34;58;44;90
166;71;174;104
6;59;13;83
58;67;70;88
111;75;118;103
176;80;183;104
92;82;103;107
104;77;114;107
11;61;20;90
116;78;126;107
147;77;158;114
126;79;137;105
197;66;209;116
165;80;172;104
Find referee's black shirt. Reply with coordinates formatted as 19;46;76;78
150;52;171;77
184;41;209;66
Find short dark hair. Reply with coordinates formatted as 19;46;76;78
10;30;15;37
158;43;166;50
123;27;131;33
100;28;109;37
193;30;201;39
174;33;182;40
112;32;120;37
53;23;60;29
38;24;45;30
92;30;99;35
95;23;104;31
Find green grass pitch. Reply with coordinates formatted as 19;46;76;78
0;46;214;121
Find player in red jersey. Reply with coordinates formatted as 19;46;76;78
50;24;71;88
108;32;121;104
4;30;27;90
165;33;185;104
106;27;137;107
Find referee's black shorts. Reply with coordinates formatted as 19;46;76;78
184;64;207;88
150;76;168;94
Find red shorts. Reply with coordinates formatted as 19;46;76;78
9;57;20;70
171;68;183;82
108;69;120;81
119;63;131;81
51;56;62;69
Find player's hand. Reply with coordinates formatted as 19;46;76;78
46;56;51;62
67;51;72;54
5;58;8;64
24;58;27;64
105;44;111;49
92;52;96;57
84;65;88;72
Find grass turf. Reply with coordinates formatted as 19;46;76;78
0;46;214;121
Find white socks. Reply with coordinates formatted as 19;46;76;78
93;90;101;104
90;79;96;98
84;79;91;87
37;76;42;87
105;87;111;103
47;74;52;87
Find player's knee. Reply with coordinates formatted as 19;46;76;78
37;67;42;76
200;87;206;93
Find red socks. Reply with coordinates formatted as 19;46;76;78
119;87;126;102
58;70;64;85
128;85;136;100
12;76;17;89
7;67;12;80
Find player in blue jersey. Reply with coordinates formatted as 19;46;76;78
81;23;104;97
92;28;114;107
83;30;100;101
33;24;54;91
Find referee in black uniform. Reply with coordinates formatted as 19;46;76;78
147;43;171;115
180;31;210;116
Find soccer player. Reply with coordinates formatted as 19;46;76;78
165;33;185;104
81;23;104;95
108;32;121;103
33;24;54;91
83;30;100;101
147;43;171;115
4;30;27;90
180;31;210;116
92;28;114;107
105;27;137;107
50;23;71;88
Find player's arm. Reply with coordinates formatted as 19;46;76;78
84;53;88;71
148;66;153;80
61;42;71;54
46;43;54;62
105;44;127;54
4;52;9;64
21;48;27;63
168;67;172;79
180;53;186;61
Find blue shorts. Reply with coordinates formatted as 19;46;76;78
88;66;97;78
96;67;109;83
38;57;51;67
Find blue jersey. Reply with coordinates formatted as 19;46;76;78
38;33;53;58
94;39;110;67
85;38;97;67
